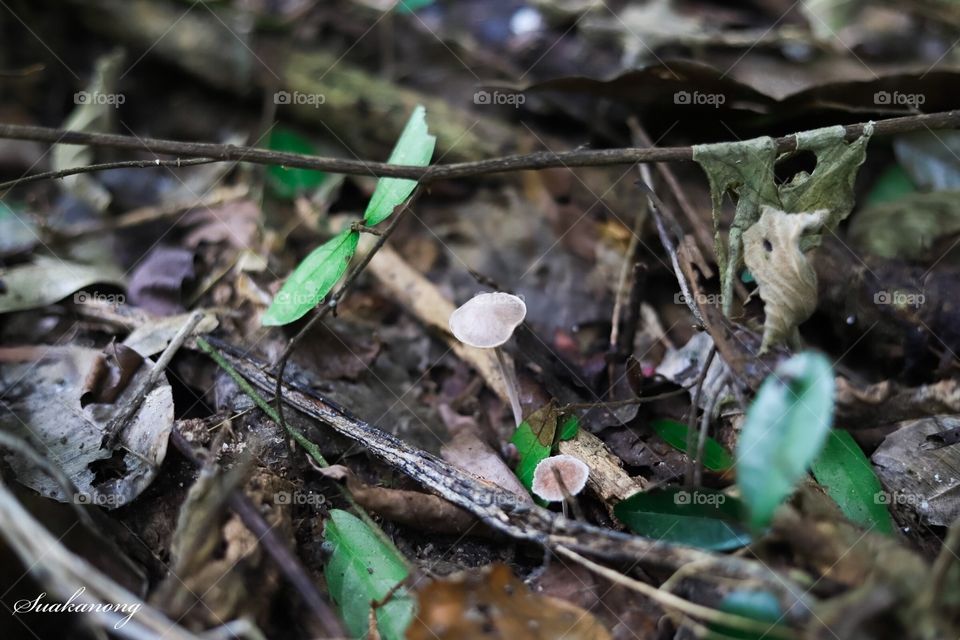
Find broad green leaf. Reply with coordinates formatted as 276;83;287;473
737;352;835;529
811;429;893;534
849;190;960;261
363;105;436;226
694;125;871;348
510;402;559;490
262;229;359;326
266;127;327;198
650;419;734;472
707;590;785;640
324;509;413;640
864;164;915;207
614;487;751;551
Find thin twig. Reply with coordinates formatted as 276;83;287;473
101;311;204;449
694;369;730;486
555;546;800;640
0;111;956;182
272;191;420;430
686;346;717;487
195;337;411;571
559;387;690;411
0;157;218;191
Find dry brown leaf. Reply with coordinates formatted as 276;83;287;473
743;206;828;351
406;563;612;640
440;429;532;504
317;465;480;535
80;340;144;406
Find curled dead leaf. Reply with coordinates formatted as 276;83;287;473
743;206;827;351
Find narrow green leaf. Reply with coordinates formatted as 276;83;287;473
262;229;359;326
509;402;559;490
266;127;327;198
736;352;835;529
650;419;734;472
362;105;436;226
324;509;413;640
811;429;893;534
614;487;751;551
707;590;785;640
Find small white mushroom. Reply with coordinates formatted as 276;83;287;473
531;454;589;503
449;292;526;425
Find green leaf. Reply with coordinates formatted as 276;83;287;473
266;127;327;198
614;487;751;551
262;229;359;326
864;164;916;207
324;509;413;640
736;352;835;529
510;402;559;490
650;419;734;472
557;414;579;442
707;590;785;640
811;429;893;534
363;105;436;226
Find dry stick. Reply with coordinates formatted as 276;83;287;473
0;157;218;191
608;198;647;395
555;546;800;640
559;387;690;411
195;338;411;572
272;191;420;431
685;346;717;487
59;184;249;239
168;429;345;638
101;311;204;449
0;111;958;182
694;369;730;487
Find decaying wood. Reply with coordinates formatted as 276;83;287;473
209;338;810;608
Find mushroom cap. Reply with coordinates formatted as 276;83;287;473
531;454;589;502
448;292;527;349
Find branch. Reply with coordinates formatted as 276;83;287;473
0;110;957;182
0;157;218;191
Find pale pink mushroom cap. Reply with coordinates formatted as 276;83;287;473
448;292;527;349
531;454;589;502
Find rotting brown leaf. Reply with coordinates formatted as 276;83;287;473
317;465;481;535
406;563;612;640
743;206;828;351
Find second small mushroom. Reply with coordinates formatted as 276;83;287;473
448;292;526;426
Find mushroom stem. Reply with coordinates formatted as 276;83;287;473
494;347;524;426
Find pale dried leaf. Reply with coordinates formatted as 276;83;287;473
743;206;827;351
